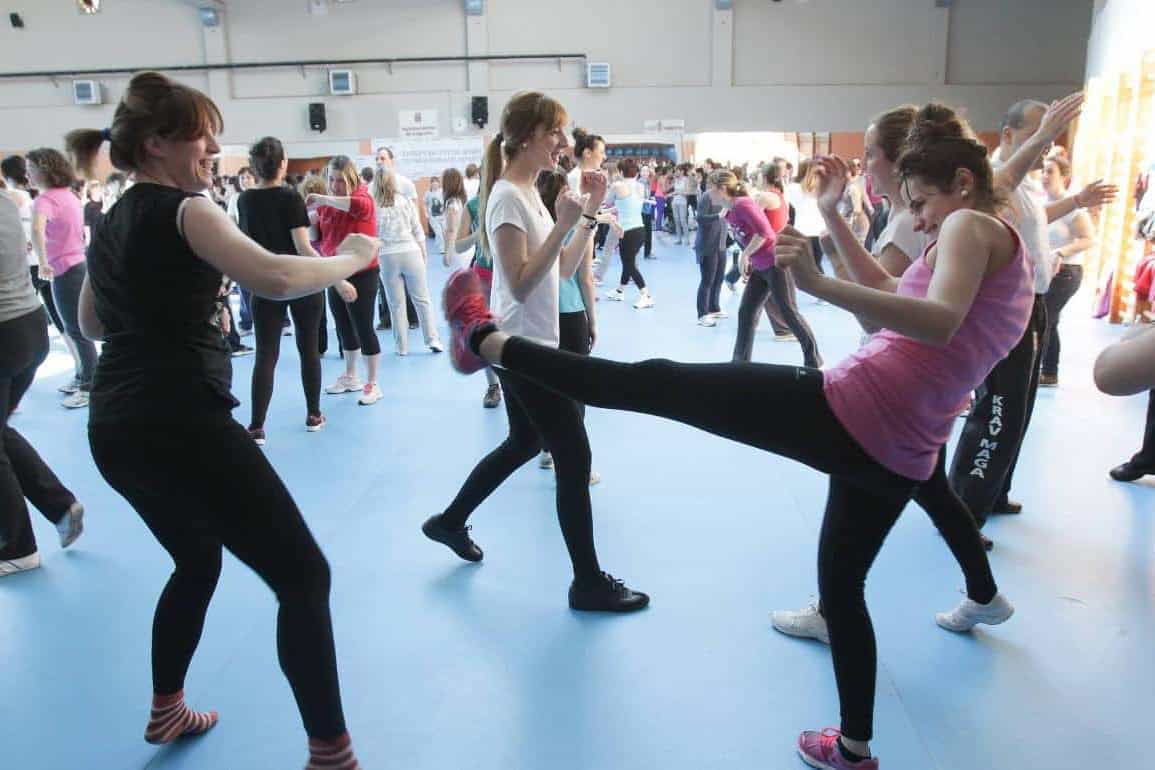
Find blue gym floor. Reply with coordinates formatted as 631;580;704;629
2;235;1149;769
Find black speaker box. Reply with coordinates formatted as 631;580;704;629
309;103;326;133
471;96;488;129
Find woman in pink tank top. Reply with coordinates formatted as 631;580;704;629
437;103;1032;770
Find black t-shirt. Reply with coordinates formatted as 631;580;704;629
87;184;237;424
84;200;103;235
236;186;310;255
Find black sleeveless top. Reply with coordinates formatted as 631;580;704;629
88;183;238;424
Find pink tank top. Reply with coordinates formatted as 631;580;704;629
823;220;1033;480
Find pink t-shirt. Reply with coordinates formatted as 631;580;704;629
724;196;777;270
32;187;86;275
822;220;1033;481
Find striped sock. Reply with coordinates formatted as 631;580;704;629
144;690;219;744
306;733;360;769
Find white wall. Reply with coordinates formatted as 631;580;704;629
1085;0;1155;78
0;0;1094;154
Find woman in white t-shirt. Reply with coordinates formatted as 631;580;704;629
1039;154;1095;386
440;167;469;270
422;91;648;614
371;169;443;355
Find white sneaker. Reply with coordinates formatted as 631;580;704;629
61;391;89;409
56;502;85;549
605;289;625;302
325;374;362;394
634;294;655;309
773;332;798;342
357;383;383;406
935;592;1014;633
589;470;601;486
698;315;717;327
539;451;554;469
710;311;729;319
0;551;41;577
429;340;445;353
58;377;80;395
770;602;830;644
396;349;408;357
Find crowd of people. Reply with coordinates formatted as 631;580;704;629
2;70;1153;770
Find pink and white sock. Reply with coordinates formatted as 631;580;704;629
144;690;218;744
306;732;360;769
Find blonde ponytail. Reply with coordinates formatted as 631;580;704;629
477;134;505;256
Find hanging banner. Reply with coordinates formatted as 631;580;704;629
371;136;484;180
399;110;440;139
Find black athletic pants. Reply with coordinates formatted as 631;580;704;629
949;295;1046;525
641;212;654;257
1041;264;1083;377
29;266;64;335
1127;391;1155;467
732;266;822;368
0;308;76;560
250;293;324;429
491;338;996;741
89;413;347;739
697;249;724;318
618;227;647;289
327;269;380;357
440;350;600;584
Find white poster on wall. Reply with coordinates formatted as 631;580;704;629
372;137;484;180
399;110;439;139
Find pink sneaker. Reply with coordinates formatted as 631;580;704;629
442;269;494;375
797;728;878;769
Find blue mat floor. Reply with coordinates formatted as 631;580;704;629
2;234;1149;769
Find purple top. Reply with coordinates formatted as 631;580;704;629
823;220;1033;480
724;196;777;270
32;187;86;275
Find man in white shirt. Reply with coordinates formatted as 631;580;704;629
950;96;1117;527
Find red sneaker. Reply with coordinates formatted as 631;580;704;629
797;728;879;769
442;269;494;375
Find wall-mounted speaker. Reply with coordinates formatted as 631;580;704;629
471;96;488;129
309;103;327;133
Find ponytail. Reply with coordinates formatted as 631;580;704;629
65;129;107;179
477;135;504;256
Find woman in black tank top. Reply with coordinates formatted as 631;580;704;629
69;72;375;769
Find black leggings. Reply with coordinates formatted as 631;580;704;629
327;269;380;356
559;310;590;419
1;308;76;560
440;361;600;583
29;266;64;334
492;337;996;741
697;249;724;318
732;266;822;368
618;227;647;290
250;293;324;429
641;212;654;257
950;295;1045;524
1041;264;1083;376
89;414;347;740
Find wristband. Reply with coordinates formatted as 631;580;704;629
581;219;597;231
581;213;597;223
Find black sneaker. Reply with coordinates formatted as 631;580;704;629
991;498;1022;515
230;344;254;357
569;572;649;613
422;515;483;562
1109;461;1155;482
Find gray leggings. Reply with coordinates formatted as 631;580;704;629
51;262;98;389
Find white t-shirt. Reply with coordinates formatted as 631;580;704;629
2;189;35;265
487;179;559;347
1048;208;1088;266
872;208;927;266
991;158;1054;294
785;182;824;236
393;172;417;201
464;177;480;199
376;197;424;256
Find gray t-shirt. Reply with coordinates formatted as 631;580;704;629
0;194;41;323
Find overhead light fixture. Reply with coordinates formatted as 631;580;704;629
198;7;220;26
465;0;485;15
76;0;101;14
